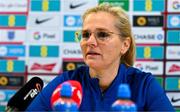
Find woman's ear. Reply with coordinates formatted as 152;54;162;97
120;37;131;55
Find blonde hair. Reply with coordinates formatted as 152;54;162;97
82;3;136;66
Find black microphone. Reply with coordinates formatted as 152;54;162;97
5;77;44;111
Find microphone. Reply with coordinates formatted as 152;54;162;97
5;77;44;111
51;80;83;110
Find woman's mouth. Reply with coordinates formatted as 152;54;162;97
86;51;101;57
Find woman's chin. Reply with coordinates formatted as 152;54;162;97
85;60;102;69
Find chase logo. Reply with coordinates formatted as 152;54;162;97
0;14;26;28
29;45;59;57
133;28;164;44
133;15;163;27
136;46;164;59
64;15;82;27
167;15;180;28
133;0;164;11
0;45;25;57
0;60;25;73
31;0;60;12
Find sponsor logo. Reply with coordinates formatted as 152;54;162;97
7;31;15;40
136;46;164;59
0;75;24;87
0;46;8;56
171;97;180;103
70;2;87;9
0;60;25;73
63;61;85;71
23;83;42;100
170;16;180;27
173;1;180;9
167;93;180;106
63;49;82;55
33;32;41;40
168;15;180;28
134;61;163;75
133;28;164;44
135;64;159;71
33;32;56;40
134;34;163;40
31;63;56;71
28;59;62;74
133;0;164;11
0;76;8;86
29;45;59;57
157;34;163;40
137;16;147;26
64;15;82;27
35;18;52;24
166;46;180;59
27;14;60;28
168;64;180;73
0;0;27;12
9;46;25;57
0;29;26;42
66;16;75;26
134;15;163;27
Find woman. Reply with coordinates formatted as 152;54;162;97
26;3;174;111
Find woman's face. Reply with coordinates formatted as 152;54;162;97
80;12;128;70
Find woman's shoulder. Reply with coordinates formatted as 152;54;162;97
125;65;155;83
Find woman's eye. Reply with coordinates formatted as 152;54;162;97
97;32;109;38
82;32;90;38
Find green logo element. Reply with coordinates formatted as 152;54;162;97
99;0;129;11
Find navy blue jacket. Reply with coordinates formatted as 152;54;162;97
26;64;174;111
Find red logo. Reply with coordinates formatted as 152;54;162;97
168;64;180;73
31;63;56;71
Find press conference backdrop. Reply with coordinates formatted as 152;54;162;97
0;0;180;111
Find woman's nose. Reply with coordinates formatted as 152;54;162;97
86;33;98;47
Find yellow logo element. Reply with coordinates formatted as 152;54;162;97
74;31;81;42
137;16;147;26
42;0;49;11
41;46;48;57
7;60;14;72
144;46;151;59
66;63;76;70
8;15;15;27
145;0;152;11
0;76;8;86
